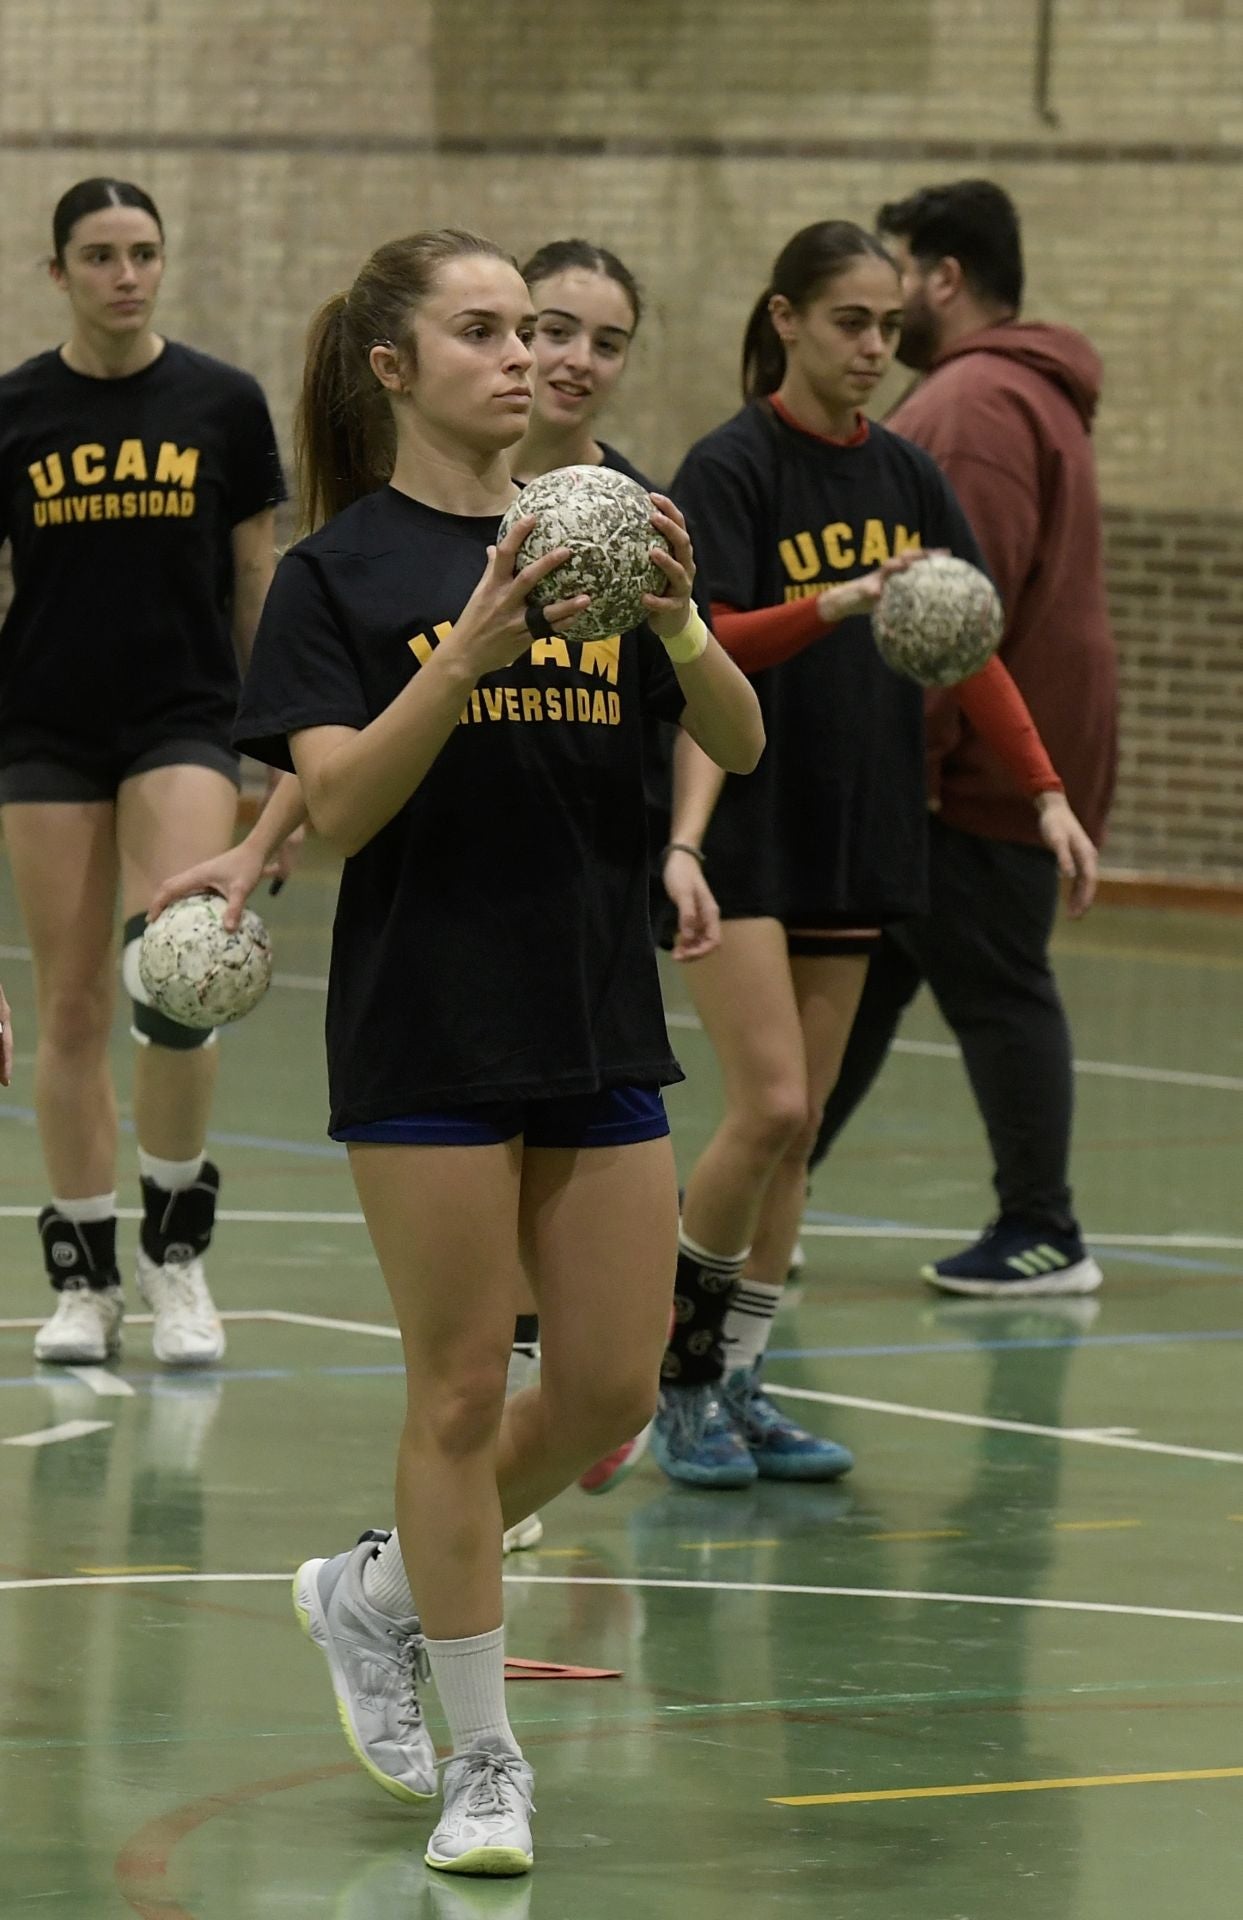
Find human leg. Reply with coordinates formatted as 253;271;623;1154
806;932;924;1172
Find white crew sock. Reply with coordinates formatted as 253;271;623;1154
424;1624;518;1757
361;1528;416;1621
51;1191;117;1224
721;1278;784;1374
137;1150;204;1192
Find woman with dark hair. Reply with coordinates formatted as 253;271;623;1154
0;177;286;1369
649;220;1096;1486
231;227;761;1872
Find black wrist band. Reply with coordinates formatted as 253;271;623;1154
663;841;705;866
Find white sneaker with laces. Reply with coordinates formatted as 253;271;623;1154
135;1249;225;1366
33;1280;123;1364
425;1736;535;1876
293;1537;437;1801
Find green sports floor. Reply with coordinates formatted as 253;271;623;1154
2;845;1241;1919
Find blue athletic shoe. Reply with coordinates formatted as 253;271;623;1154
721;1364;854;1482
921;1218;1104;1298
650;1383;758;1488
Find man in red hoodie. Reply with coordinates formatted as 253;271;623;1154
810;179;1118;1296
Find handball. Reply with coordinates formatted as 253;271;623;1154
139;891;273;1030
872;555;1004;687
500;464;669;643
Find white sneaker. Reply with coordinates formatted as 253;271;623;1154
502;1514;544;1555
426;1737;535;1876
293;1537;437;1802
33;1280;123;1364
135;1249;225;1366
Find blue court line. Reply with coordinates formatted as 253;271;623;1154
0;1102;343;1160
768;1327;1243;1360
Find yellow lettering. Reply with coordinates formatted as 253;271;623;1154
893;525;922;554
148;491;164;518
47;499;65;525
545;688;562;720
482;689;505;721
504;687;521;722
72;443;107;487
579;635;621;685
155;442;200;489
28;453;65;500
114;439;148;482
105;494;120;519
69;498;90;524
164;492;181;518
408;632;434;664
33;501;47;527
469;690;483;723
179;490;195;517
529;636;572;670
576;688;591;720
607;691;620;724
521;687;542;722
778;530;820;582
860;519;890;567
88;494;103;520
823;523;855;569
122;493;138;518
591;690;608;724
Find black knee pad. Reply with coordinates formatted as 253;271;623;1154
122;911;217;1051
139;1160;220;1266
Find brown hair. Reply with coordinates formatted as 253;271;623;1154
741;220;895;400
295;228;514;532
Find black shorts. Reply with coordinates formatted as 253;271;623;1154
0;737;241;805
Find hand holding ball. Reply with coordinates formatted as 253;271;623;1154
139;891;273;1029
499;465;669;643
871;555;1003;687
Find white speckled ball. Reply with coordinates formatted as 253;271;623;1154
499;464;670;643
138;891;273;1029
871;555;1004;687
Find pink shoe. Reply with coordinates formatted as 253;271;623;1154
578;1420;653;1495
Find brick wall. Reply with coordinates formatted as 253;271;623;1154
0;0;1239;878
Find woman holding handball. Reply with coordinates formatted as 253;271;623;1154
0;178;285;1369
650;219;1096;1486
232;228;761;1873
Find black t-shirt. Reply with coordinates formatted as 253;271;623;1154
234;485;688;1130
671;402;987;926
0;341;286;766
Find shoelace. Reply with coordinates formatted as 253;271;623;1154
156;1262;217;1325
668;1384;716;1448
458;1750;532;1818
391;1629;429;1733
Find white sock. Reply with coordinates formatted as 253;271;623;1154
51;1191;117;1224
722;1278;783;1373
424;1624;518;1757
361;1528;416;1621
137;1150;204;1192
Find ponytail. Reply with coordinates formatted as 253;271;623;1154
741;287;785;401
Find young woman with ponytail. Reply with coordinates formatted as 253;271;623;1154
647;221;1096;1489
226;229;761;1875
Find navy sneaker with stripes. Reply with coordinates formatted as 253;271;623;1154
921;1218;1103;1298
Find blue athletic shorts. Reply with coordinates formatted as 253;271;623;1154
332;1084;670;1149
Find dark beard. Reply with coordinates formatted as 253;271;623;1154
896;300;939;372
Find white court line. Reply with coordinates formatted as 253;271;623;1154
0;1206;1237;1251
262;1308;400;1339
666;1007;1243;1094
3;1419;112;1448
64;1367;135;1399
765;1384;1243;1467
0;1567;1241;1629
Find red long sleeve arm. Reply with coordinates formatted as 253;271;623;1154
954;654;1062;798
710;598;834;674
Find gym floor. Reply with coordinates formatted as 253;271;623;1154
1;844;1241;1919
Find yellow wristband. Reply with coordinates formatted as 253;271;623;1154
660;604;709;665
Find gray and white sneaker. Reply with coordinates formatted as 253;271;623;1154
426;1736;535;1876
34;1279;124;1365
293;1533;437;1802
135;1249;225;1366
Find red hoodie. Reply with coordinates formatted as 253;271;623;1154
887;322;1118;846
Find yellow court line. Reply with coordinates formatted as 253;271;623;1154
867;1529;967;1542
771;1765;1243;1807
1054;1519;1144;1533
679;1539;782;1550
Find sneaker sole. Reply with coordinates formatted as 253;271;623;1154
752;1451;854;1482
650;1447;758;1490
578;1420;653;1496
921;1256;1105;1299
424;1844;533;1877
291;1560;437;1803
33;1336;122;1365
502;1514;544;1554
151;1339;226;1370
